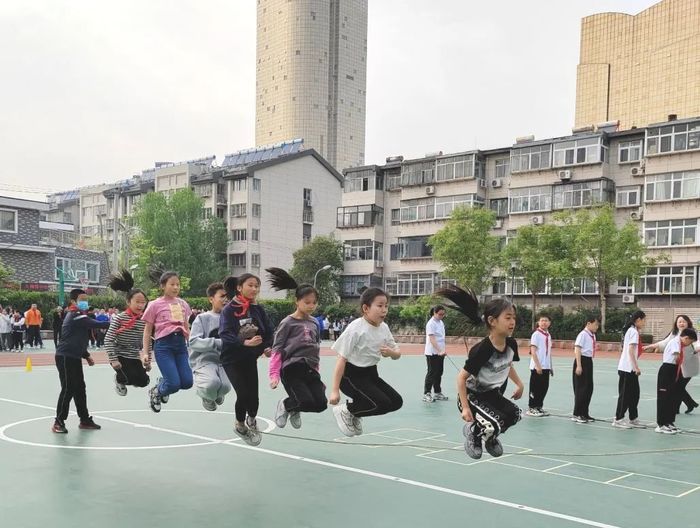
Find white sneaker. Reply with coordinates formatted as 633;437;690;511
670;423;681;433
612;418;632;429
572;416;587;424
433;393;449;401
201;399;217;412
538;408;550;416
289;411;302;429
422;393;434;403
245;416;262;446
526;408;544;417
333;404;356;437
655;425;677;434
352;416;363;435
627;418;646;428
114;375;127;397
274;399;288;428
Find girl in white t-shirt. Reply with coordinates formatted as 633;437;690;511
613;310;646;429
423;305;448;403
329;288;402;436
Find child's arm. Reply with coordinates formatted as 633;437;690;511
329;356;347;405
188;316;217;353
530;343;543;373
380;327;401;360
628;341;640;374
142;322;154;367
269;351;282;388
508;365;524;400
573;346;583;375
457;369;472;422
104;317;121;368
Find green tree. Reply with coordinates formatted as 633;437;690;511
0;257;14;286
130;189;228;295
428;207;502;294
289;235;344;306
555;204;664;332
505;223;567;328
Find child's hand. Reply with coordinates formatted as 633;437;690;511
535;366;543;375
575;366;583;376
461;407;474;422
244;336;263;347
110;360;122;371
634;367;641;376
511;383;524;400
86;356;95;367
263;347;272;358
329;390;340;405
270;379;279;389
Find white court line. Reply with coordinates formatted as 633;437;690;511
676;485;700;498
543;462;573;473
0;396;623;528
605;473;634;484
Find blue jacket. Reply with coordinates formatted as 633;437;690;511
219;301;273;365
56;309;110;359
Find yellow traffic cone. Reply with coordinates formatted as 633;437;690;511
25;357;32;372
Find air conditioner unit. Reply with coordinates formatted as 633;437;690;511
622;294;635;304
558;170;572;181
630;167;643;176
425;186;435;195
494;219;503;229
491;179;503;188
629;209;643;221
531;215;544;225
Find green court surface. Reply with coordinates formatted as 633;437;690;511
1;355;699;528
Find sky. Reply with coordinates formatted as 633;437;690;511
0;0;660;200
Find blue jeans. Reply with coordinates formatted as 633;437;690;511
154;332;193;396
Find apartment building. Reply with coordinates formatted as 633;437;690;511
336;116;700;334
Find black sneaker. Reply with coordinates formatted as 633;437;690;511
79;417;101;430
51;419;68;434
685;403;698;414
463;423;483;459
148;386;162;413
484;435;503;457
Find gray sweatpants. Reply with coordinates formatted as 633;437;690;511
193;363;232;401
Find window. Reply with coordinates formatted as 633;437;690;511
231;229;246;241
336;205;384;228
302;223;312;245
233;179;246;191
552;179;614;209
645;172;700;202
344;239;382;261
387;272;438;296
385;170;401;190
494;158;510;179
434;194;484;219
253;178;261;192
251;228;259;241
400;195;483;223
644;219;698;247
616;186;641;208
553;137;606;167
510;144;551;172
390;237;432;260
436;154;476;181
489;198;509;218
646;121;700;156
616;277;634;294
492;277;507;295
511;278;531;295
344;169;380;192
0;209;17;233
509;186;552;213
231;203;246;217
252;204;261;217
400;198;433;222
230;253;246;267
251;253;260;268
303;188;312;203
342;275;369;296
55;257;100;283
636;266;696;294
400;161;435;186
390;208;400;225
618;140;643;163
548;278;598;295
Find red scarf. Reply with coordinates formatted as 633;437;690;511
116;308;141;334
536;328;550;357
586;329;597;358
233;294;251;317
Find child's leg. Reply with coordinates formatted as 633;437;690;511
433;355;445;393
372;375;403;416
424;356;435;394
154;340;182;396
281;365;327;413
224;358;258;421
55;355;73;421
541;369;551;406
340;366;402;417
657;364;675;426
628;373;640;421
223;363;247;422
194;363;221;401
470;390;521;438
61;356;90;422
528;370;542;408
615;371;629;420
172;339;193;391
216;365;232;399
118;356;150;387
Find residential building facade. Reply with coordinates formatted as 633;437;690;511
255;0;368;171
575;0;700;129
336;115;700;336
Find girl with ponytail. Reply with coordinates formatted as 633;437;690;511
436;285;523;460
266;268;328;431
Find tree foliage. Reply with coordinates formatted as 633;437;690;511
288;235;344;306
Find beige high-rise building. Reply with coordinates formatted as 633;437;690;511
255;0;368;172
575;0;700;130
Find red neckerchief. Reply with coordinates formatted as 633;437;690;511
676;337;684;381
585;329;597;358
116;308;141;334
536;328;550;356
233;294;251;317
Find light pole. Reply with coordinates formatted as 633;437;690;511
313;265;332;288
509;260;517;304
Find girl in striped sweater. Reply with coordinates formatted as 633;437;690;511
105;270;151;396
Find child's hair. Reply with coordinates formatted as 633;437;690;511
206;282;225;298
69;288;86;302
223;274;261;299
680;327;698;342
360;287;388;311
436;285;514;330
266;268;318;301
537;313;551;321
429;305;446;317
108;269;148;302
158;271;179;287
671;314;694;334
622;310;646;338
584;315;600;326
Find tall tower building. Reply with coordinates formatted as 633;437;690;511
575;0;700;130
256;0;368;172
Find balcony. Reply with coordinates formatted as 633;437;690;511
40;229;78;248
104;218;115;230
216;194;228;205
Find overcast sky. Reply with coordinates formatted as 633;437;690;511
0;0;659;200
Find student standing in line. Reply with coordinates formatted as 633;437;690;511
572;316;600;424
527;314;553;417
423;305;448;403
613;311;647;429
655;328;697;434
